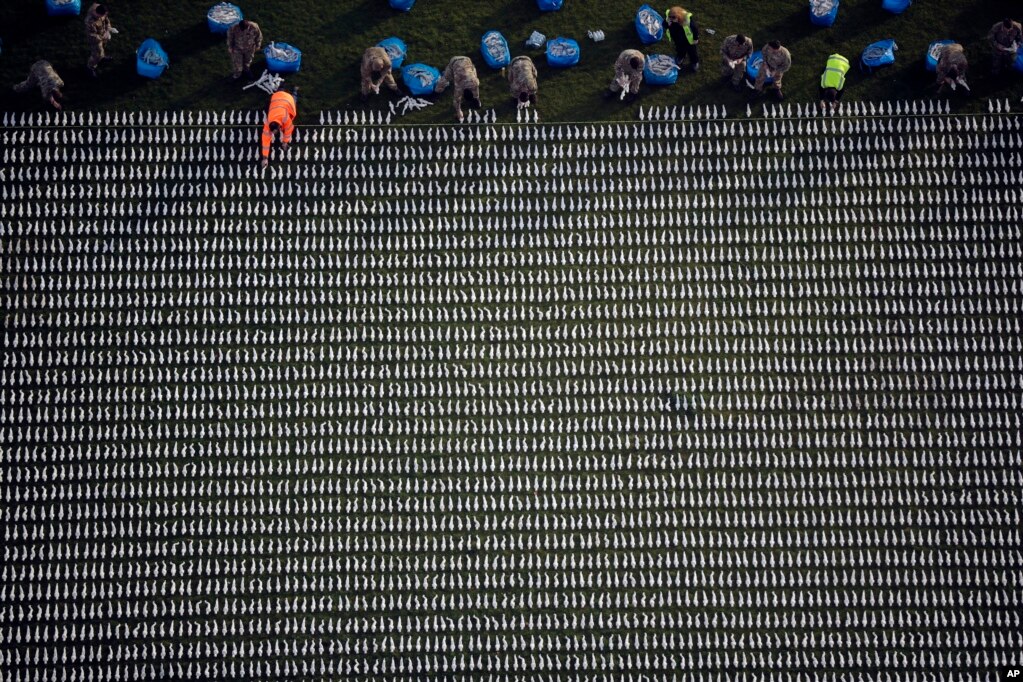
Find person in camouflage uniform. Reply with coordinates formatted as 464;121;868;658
360;46;399;100
13;60;65;110
434;56;481;122
606;49;645;101
988;18;1022;75
84;3;113;77
507;55;538;105
935;43;969;93
720;33;753;89
227;19;262;79
755;40;791;100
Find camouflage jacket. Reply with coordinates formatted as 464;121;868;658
761;44;792;75
508;56;537;97
361;46;392;82
614;49;645;80
227;21;262;54
84;3;111;42
16;60;64;100
936;43;968;78
721;35;753;62
988;20;1023;51
436;56;479;95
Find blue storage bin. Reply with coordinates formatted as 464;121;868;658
265;42;302;73
537;0;563;10
377;37;407;69
925;40;954;72
1015;46;1023;74
401;63;440;96
136;39;169;79
481;30;511;70
643;54;679;85
545;37;580;68
46;0;81;16
207;2;243;34
389;0;415;11
745;50;774;84
881;0;910;14
861;39;897;72
635;4;664;45
809;0;839;27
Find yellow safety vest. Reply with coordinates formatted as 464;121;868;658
820;53;850;90
665;10;695;44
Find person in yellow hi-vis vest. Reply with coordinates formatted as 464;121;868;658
818;53;850;113
663;6;699;71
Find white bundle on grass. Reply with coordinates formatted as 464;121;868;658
266;42;300;62
243;70;285;94
207;3;241;23
403;65;435;86
525;31;546;48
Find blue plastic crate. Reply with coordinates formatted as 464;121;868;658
207;3;243;34
745;50;775;85
401;63;440;96
643;54;679;85
46;0;81;16
265;42;302;73
809;0;839;27
861;39;897;72
376;37;407;69
136;39;169;79
546;37;580;68
635;5;664;45
481;30;511;70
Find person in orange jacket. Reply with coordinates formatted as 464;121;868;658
260;86;298;168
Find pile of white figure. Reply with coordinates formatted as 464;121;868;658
1;103;1022;681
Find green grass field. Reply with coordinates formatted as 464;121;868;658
1;0;1021;120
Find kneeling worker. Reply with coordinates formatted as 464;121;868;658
508;55;538;106
13;60;65;110
818;53;850;112
936;43;969;94
260;87;298;168
360;46;399;100
606;49;645;102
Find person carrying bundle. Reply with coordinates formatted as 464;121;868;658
434;56;481;122
605;49;645;102
13;60;64;110
755;40;791;100
507;55;538;106
664;7;699;70
988;18;1022;75
84;3;116;78
260;87;298;168
227;19;263;80
360;46;399;100
818;53;850;112
935;43;969;94
720;33;753;90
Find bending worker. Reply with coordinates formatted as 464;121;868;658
13;60;65;110
508;55;538;107
935;43;969;94
260;87;298;168
818;53;850;112
434;56;481;122
360;45;399;100
606;49;645;102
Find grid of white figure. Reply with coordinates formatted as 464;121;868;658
1;104;1022;681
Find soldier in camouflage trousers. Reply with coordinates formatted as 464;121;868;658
935;43;969;93
434;56;481;122
720;34;753;89
988;18;1022;74
84;3;113;77
14;60;65;110
227;19;262;79
607;49;645;100
507;55;538;105
360;46;399;99
755;40;792;99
